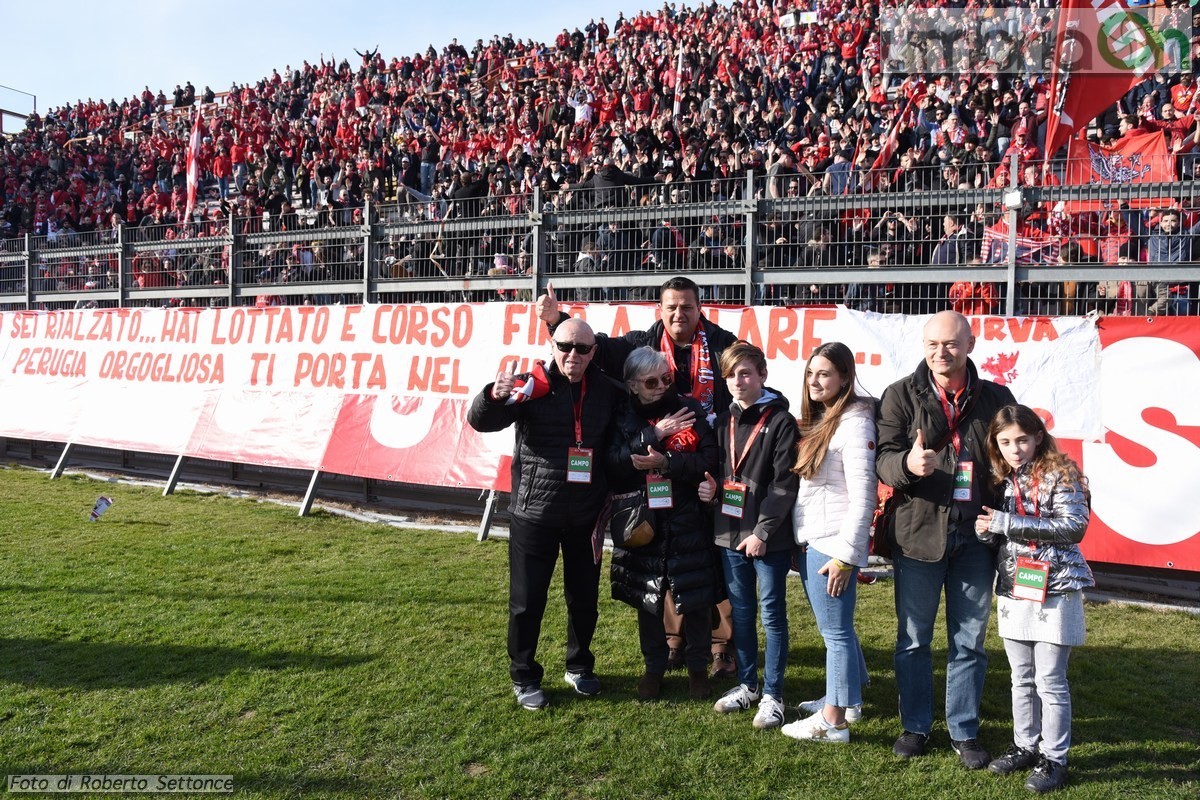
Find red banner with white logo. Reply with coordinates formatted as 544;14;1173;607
1062;130;1176;210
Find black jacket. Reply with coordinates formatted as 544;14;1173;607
551;312;740;417
710;389;800;553
606;392;723;615
467;362;625;527
572;163;647;208
875;358;1016;562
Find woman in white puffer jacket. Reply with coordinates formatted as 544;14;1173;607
780;342;877;745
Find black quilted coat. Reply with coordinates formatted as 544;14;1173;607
606;391;723;616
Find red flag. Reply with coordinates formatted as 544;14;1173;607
1062;130;1175;209
183;105;202;224
863;95;917;191
1043;0;1155;163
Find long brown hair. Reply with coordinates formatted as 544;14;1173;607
792;342;865;479
985;404;1085;489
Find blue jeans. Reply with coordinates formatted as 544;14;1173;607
893;528;995;739
720;548;790;699
420;162;435;196
799;544;867;708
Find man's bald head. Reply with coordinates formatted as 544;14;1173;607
923;310;975;390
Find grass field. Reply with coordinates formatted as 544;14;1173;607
0;465;1197;799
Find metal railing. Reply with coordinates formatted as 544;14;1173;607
3;166;1199;316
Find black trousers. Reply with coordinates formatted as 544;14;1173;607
508;517;601;685
638;603;711;673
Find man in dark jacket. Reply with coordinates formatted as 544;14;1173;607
537;276;741;678
876;310;1017;768
467;318;624;711
570;157;647;208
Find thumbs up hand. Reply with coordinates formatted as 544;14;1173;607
491;359;518;402
698;471;717;504
906;429;937;477
535;281;560;325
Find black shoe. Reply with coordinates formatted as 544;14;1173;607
512;682;547;710
1025;755;1068;793
952;737;991;770
563;670;602;697
893;731;930;758
989;742;1038;775
665;648;684;672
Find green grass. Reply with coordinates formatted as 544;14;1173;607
0;465;1197;799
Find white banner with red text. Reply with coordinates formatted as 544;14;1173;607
1;304;1195;572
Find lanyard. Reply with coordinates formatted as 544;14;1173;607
728;407;773;480
572;376;587;446
934;382;965;457
1013;475;1040;517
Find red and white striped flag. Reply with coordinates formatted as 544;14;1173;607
183;105;202;224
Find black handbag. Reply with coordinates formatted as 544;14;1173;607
608;490;655;548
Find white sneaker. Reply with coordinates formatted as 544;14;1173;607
781;710;851;743
713;683;761;714
797;695;862;723
752;694;785;729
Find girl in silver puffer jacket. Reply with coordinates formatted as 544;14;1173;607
975;404;1093;795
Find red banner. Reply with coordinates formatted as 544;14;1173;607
1072;316;1200;571
1;306;1197;572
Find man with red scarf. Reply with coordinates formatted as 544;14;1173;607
537;276;740;680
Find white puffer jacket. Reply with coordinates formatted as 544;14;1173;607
792;400;878;567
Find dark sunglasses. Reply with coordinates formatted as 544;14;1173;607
554;340;595;355
639;373;674;390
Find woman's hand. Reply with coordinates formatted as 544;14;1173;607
975;505;996;535
631;451;667;472
653;407;694;439
819;558;852;597
698;471;717;503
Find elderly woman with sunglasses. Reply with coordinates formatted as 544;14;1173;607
606;346;722;701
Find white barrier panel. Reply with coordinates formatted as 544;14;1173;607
1;304;1195;572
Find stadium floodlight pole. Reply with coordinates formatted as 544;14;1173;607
0;84;36;113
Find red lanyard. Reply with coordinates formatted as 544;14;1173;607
1013;475;1040;517
572;376;587;446
728;407;773;480
934;382;965;456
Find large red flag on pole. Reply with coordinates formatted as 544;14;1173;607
1043;0;1163;164
183;105;202;224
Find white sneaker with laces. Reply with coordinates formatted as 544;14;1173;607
781;710;851;743
797;695;862;723
752;694;786;729
712;683;762;714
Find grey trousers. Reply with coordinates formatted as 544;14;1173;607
1003;638;1073;764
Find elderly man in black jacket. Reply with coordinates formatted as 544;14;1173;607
468;318;624;711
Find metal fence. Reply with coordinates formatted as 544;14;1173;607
3;166;1200;316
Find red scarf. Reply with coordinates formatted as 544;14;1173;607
662;426;700;453
661;325;715;415
505;361;551;405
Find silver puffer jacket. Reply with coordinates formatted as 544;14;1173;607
978;464;1095;598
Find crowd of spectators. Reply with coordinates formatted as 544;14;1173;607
2;0;1199;313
